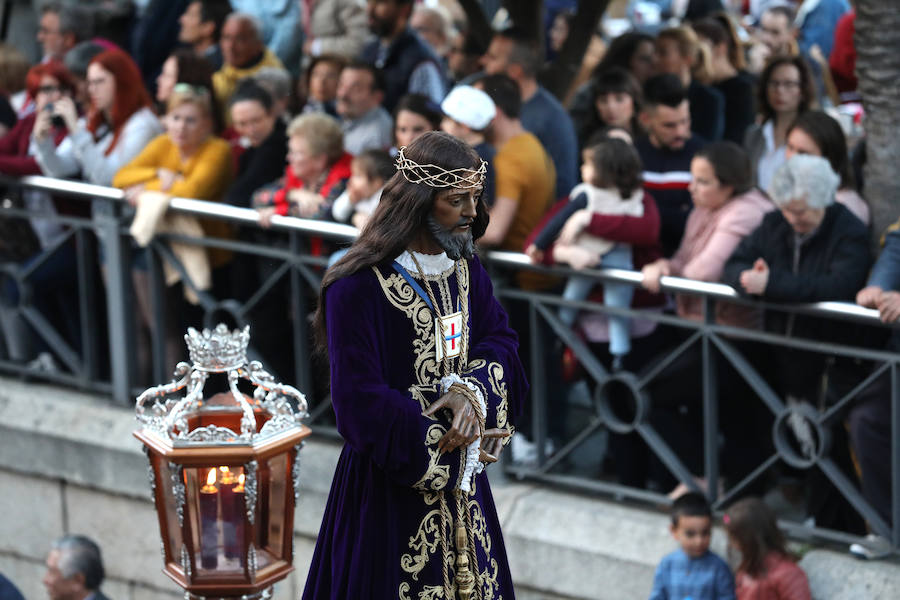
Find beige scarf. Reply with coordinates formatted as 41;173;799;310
129;190;210;304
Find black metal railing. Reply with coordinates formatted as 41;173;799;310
1;174;896;553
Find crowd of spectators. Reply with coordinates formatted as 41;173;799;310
0;0;893;561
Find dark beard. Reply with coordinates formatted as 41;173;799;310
426;214;475;260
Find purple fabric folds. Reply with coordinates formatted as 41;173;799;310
303;255;527;599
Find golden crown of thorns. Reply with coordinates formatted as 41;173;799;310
395;146;487;189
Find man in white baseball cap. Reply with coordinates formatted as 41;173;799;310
440;85;497;206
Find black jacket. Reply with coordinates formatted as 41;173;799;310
225;119;288;207
723;202;871;338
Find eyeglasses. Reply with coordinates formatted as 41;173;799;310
38;85;61;94
767;80;801;90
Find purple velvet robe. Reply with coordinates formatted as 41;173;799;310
303;255;527;599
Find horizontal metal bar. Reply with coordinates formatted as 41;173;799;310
5;173;886;326
15;174;123;200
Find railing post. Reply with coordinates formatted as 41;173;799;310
892;362;900;547
75;228;98;385
529;299;547;465
95;204;134;405
290;232;313;398
702;296;719;503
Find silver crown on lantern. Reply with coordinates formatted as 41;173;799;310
185;324;250;371
136;324;308;445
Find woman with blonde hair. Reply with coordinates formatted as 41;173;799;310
254;112;352;225
113;84;233;377
656;25;725;141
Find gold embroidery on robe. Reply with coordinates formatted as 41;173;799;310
376;264;494;599
374;269;439;385
487;362;513;439
400;508;443;581
413;424;450;492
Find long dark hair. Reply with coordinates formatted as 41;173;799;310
723;497;793;578
592;31;655;79
788;110;854;189
313;131;488;353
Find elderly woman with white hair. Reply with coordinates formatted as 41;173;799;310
723;153;870;395
724;154;870;304
723;154;872;534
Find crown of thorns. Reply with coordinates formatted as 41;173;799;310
395;146;487;189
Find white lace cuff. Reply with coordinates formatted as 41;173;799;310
441;374;487;493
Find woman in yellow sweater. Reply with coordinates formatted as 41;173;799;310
113;84;232;378
114;84;232;208
114;84;233;263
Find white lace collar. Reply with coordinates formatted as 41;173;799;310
395;249;454;277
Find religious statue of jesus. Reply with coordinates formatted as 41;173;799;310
304;131;527;599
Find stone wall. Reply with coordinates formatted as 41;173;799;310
1;377;898;600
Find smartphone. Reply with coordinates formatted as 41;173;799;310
45;102;66;129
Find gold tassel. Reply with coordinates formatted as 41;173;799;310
454;518;476;600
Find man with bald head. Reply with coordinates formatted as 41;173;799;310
42;535;110;600
213;12;284;114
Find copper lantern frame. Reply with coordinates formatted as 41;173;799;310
135;325;311;599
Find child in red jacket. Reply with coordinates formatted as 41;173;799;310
724;498;812;600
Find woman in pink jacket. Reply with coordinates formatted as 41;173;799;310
639;141;774;496
641;140;774;327
725;497;812;600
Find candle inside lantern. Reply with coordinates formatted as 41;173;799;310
219;466;242;560
199;468;219;569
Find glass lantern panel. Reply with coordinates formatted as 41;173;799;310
264;454;288;559
156;460;184;564
185;465;248;575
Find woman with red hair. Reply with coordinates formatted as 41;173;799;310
0;61;75;176
34;48;162;186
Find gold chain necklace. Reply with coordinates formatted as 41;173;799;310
407;251;469;376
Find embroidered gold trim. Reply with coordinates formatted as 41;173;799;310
400;508;443;581
412;424;451;492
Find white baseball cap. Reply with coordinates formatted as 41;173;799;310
440;85;496;131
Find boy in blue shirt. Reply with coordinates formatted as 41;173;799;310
649;492;735;600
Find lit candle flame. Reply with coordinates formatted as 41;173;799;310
199;467;218;494
219;466;236;485
233;473;245;493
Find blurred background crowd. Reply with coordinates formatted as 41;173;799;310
0;0;895;562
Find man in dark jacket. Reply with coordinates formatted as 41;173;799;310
359;0;445;112
225;80;287;207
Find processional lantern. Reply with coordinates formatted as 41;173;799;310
134;324;311;600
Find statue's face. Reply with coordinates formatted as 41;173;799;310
427;186;481;260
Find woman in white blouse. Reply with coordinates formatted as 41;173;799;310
33;48;162;186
